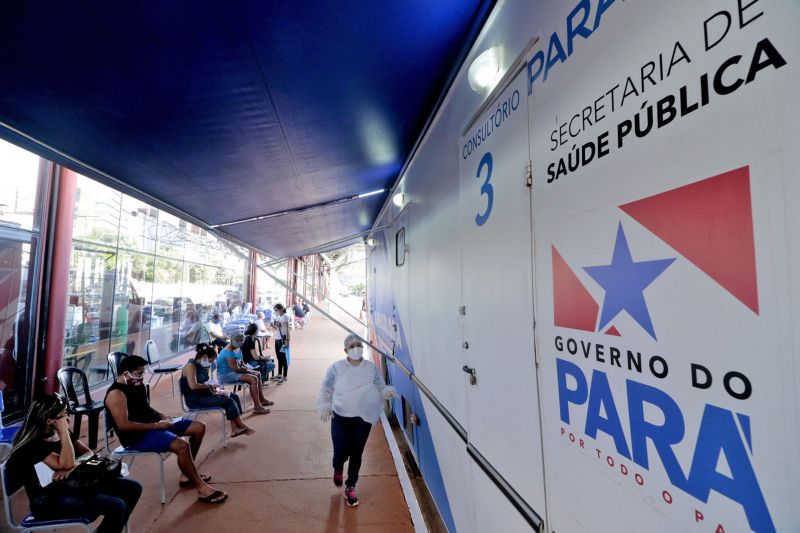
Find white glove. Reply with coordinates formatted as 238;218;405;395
320;411;332;422
382;386;397;400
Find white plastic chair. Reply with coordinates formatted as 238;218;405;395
104;411;171;504
179;389;228;448
144;340;182;398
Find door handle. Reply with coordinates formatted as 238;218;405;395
462;365;477;385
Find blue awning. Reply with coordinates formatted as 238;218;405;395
0;1;492;257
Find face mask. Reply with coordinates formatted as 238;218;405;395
213;319;221;324
232;340;243;348
125;372;145;386
199;360;212;369
347;347;363;360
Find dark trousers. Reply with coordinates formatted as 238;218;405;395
186;392;242;420
211;338;227;352
331;412;372;487
275;340;288;377
33;477;142;533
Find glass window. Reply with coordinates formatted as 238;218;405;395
110;251;154;359
0;234;36;418
64;242;117;386
156;212;186;260
118;195;157;254
73;175;121;246
0;139;45;232
150;257;184;359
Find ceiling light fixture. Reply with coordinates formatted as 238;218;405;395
468;47;502;93
358;189;385;198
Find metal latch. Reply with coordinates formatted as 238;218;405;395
458;305;466;316
462;341;469;349
525;160;533;188
462;365;477;385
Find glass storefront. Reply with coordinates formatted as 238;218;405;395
0;136;297;421
0;139;47;418
66;174;255;387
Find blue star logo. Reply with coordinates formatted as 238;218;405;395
584;223;675;339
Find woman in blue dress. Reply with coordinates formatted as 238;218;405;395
180;344;256;436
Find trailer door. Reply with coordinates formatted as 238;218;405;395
458;70;546;531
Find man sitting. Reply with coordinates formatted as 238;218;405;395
104;355;228;504
205;313;228;352
292;302;306;329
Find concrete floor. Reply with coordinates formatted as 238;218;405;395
1;312;416;532
119;314;415;533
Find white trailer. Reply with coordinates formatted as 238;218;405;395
368;1;800;532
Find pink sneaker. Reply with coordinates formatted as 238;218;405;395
333;470;343;487
344;486;358;507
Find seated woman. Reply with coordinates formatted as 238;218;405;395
241;323;276;381
255;312;272;349
217;332;274;414
181;344;255;437
5;395;142;533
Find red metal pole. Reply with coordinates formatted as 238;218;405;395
42;168;77;394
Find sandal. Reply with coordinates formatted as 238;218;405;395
197;490;228;504
180;474;211;487
261;398;274;406
232;427;256;438
252;407;271;414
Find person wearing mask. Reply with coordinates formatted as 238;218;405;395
292;301;306;329
241;323;275;381
205;313;227;352
217;332;273;413
315;334;397;507
180;344;255;437
5;395;142;532
104;356;227;503
255;311;272;349
272;304;291;383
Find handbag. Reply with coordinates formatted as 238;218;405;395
61;454;122;490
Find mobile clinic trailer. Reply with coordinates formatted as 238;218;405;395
367;0;799;531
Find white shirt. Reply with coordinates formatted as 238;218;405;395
206;320;224;339
315;359;394;424
275;314;290;340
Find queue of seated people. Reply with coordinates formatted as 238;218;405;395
1;301;304;531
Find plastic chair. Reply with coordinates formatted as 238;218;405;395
0;393;20;462
56;367;105;450
231;382;252;413
179;389;228;448
104;410;170;504
144;340;182;397
1;462;93;532
107;351;127;380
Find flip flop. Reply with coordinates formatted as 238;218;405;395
180;474;211;487
252;408;271;415
231;428;256;438
262;399;274;406
197;490;228;504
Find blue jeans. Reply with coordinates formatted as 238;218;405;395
331;412;372;487
185;392;242;420
32;477;142;533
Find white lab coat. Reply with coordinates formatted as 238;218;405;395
315;358;395;424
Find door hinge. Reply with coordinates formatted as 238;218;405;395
458;305;466;316
525;160;533;188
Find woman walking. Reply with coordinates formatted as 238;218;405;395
315;334;396;507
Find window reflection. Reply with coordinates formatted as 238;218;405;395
0;237;35;416
0;140;44;231
65;243;116;382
